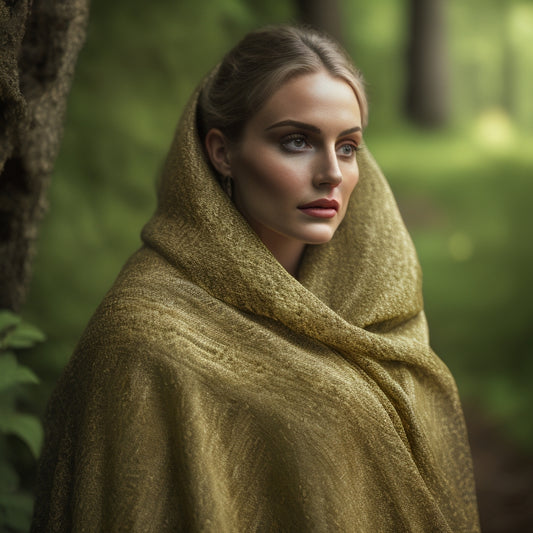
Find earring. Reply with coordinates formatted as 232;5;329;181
222;175;233;198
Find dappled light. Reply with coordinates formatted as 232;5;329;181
473;108;516;152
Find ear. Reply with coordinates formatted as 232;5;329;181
204;128;233;176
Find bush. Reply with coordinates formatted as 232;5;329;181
0;311;44;532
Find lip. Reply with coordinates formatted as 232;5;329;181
298;198;340;219
298;198;339;210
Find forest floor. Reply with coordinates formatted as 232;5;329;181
465;405;533;532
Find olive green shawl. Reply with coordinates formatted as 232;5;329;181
31;83;479;532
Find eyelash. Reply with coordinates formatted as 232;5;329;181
280;134;310;152
280;134;360;157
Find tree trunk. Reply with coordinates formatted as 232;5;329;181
294;0;344;44
405;0;449;127
0;0;90;312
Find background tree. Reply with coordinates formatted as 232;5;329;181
405;0;449;126
0;0;89;312
294;0;344;43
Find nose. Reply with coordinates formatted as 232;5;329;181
313;147;343;188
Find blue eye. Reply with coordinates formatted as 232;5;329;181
281;134;310;152
337;143;359;157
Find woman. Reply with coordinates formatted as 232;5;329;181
32;25;479;532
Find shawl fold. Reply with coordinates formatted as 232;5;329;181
31;78;480;532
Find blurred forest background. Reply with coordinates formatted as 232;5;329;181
2;0;533;530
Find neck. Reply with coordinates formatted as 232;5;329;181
232;198;306;277
256;231;306;278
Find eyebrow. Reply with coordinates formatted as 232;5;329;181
265;120;362;137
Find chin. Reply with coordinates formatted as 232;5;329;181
300;228;337;245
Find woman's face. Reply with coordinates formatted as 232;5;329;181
208;70;362;272
230;71;361;246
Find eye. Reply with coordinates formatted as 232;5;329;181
336;142;359;158
281;134;311;152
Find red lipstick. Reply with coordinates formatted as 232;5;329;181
298;198;339;219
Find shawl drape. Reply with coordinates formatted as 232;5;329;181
31;78;480;532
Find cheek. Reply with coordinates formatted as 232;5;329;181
343;163;360;195
339;165;359;214
238;151;307;198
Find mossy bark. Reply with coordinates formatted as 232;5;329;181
0;0;89;311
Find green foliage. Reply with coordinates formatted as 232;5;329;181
449;0;533;129
0;311;44;532
342;0;408;128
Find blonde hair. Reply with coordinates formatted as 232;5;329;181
198;25;368;143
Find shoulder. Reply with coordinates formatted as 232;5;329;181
56;246;237;399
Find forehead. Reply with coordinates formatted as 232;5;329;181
248;71;362;131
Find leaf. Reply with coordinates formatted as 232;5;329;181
0;311;45;351
0;354;39;392
3;322;46;350
0;411;43;459
0;312;20;350
0;311;20;333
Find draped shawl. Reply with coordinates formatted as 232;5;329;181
31;78;480;532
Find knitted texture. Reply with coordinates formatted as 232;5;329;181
31;81;480;532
